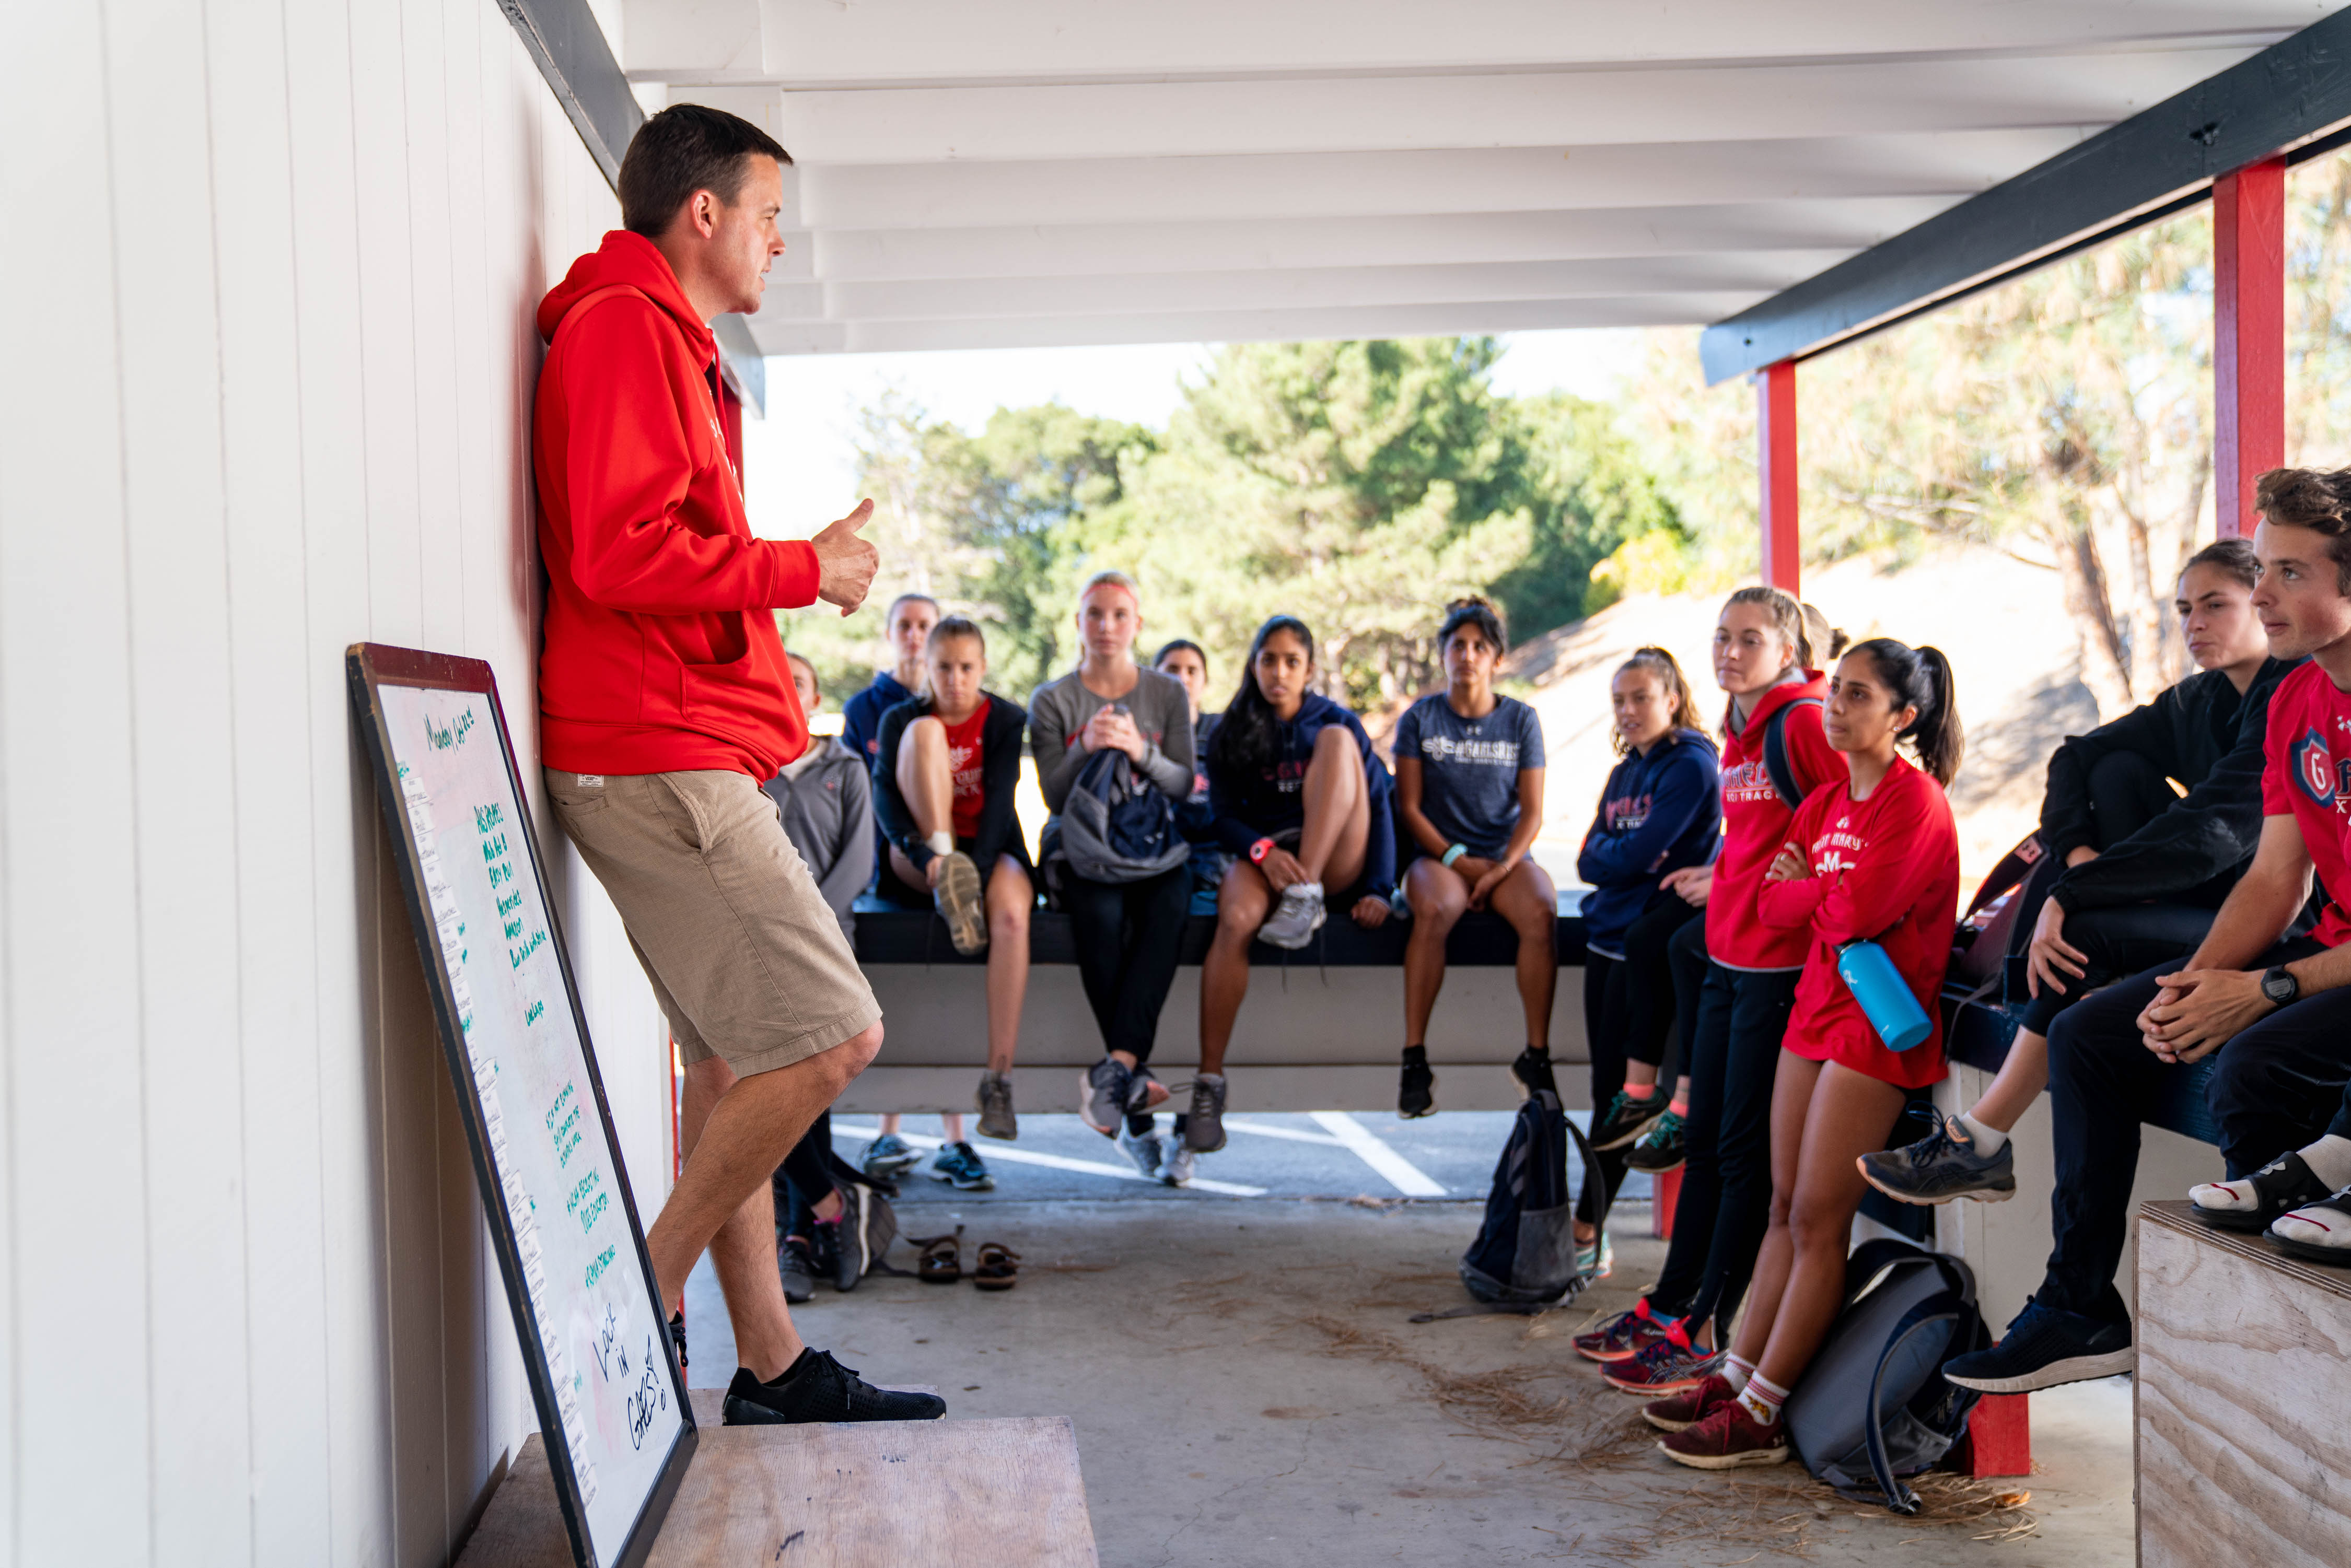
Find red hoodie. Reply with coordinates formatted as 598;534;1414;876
1703;673;1841;971
533;231;819;778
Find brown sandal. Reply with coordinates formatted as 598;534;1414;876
973;1241;1021;1292
913;1228;962;1285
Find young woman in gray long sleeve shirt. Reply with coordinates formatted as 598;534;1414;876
1028;571;1198;1179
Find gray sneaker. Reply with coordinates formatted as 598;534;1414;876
777;1236;818;1304
1161;1128;1197;1187
1079;1057;1134;1137
1257;881;1326;949
934;850;987;955
1184;1073;1228;1153
1858;1116;2017;1206
832;1182;897;1291
975;1070;1018;1141
1116;1122;1165;1179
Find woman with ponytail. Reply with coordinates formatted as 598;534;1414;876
1654;639;1964;1469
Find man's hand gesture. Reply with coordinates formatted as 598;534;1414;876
813;499;879;615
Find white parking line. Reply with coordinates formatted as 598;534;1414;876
832;1124;1268;1198
1308;1110;1448;1198
1220;1117;1347;1147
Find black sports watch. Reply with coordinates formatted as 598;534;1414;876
2261;965;2301;1009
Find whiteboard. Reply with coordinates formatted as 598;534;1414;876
350;645;693;1568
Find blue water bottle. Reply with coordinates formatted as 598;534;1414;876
1836;940;1933;1051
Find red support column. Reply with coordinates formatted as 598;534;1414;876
2214;156;2286;539
1758;359;1800;590
1650;1166;1682;1239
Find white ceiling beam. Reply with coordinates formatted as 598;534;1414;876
767;49;2252;165
795;129;2087;230
621;0;762;76
737;1;2308;86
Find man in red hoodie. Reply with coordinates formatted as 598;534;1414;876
536;105;937;1425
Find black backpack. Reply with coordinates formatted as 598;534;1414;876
1449;1090;1608;1313
1760;696;1825;808
1782;1238;1991;1513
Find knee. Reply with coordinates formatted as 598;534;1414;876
905;716;945;755
830;1022;884;1080
1312;723;1356;760
1764;1187;1794;1232
1786;1194;1846;1255
992;897;1030;937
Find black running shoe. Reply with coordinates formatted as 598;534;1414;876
723;1351;946;1425
1858;1115;2017;1206
1941;1296;2133;1395
1590;1089;1668;1151
1510;1045;1557;1099
1624;1110;1687;1174
1398;1047;1436;1119
1080;1056;1135;1136
777;1236;818;1304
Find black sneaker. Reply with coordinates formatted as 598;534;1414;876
1398;1047;1436;1119
1942;1296;2134;1394
1858;1115;2018;1206
1510;1045;1557;1099
1624;1110;1687;1174
777;1236;818;1304
1185;1074;1228;1153
1080;1056;1135;1136
1590;1089;1668;1151
723;1350;946;1425
669;1310;688;1376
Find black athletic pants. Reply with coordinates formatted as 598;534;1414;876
771;1111;866;1241
1064;863;1192;1072
1576;892;1705;1223
1647;947;1802;1342
2039;941;2351;1323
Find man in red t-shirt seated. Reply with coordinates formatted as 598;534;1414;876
1944;466;2351;1396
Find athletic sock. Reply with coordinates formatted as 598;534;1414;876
1956;1111;2008;1156
1737;1372;1788;1426
2302;1134;2351;1191
1622;1081;1658;1102
1666;1096;1687;1117
926;830;954;858
1722;1353;1756;1391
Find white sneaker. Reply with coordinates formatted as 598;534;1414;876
1115;1123;1165;1179
1161;1132;1197;1187
1257;881;1326;949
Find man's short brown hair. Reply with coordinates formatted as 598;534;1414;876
619;104;790;238
2254;466;2351;592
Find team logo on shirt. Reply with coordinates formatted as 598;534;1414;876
1603;792;1652;832
2294;728;2338;806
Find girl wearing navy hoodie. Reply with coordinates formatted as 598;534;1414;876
1193;615;1397;1155
1576;588;1842;1394
1574;648;1721;1276
1655;639;1963;1468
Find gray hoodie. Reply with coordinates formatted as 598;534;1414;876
761;740;876;939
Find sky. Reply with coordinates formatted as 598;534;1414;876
740;326;1656;540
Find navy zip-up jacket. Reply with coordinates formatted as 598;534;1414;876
1206;693;1398;897
1577;728;1721;957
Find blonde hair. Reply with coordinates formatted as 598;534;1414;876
1611;647;1701;756
1079;569;1140;607
1800;602;1847;665
1722;585;1814;669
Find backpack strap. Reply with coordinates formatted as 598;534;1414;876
1762;698;1825;810
1859;1302;1963;1516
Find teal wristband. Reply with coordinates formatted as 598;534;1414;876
1440;844;1468;868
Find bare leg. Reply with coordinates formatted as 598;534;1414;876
895;716;955;839
1728;1050;1822;1370
1485;859;1558;1051
879;1113;901;1137
983;858;1032;1075
1200;858;1271;1076
940;1113;966;1142
656;1026;883;1378
1753;1063;1909;1390
1295;724;1370;886
1967;1029;2049;1132
1403;859;1470;1045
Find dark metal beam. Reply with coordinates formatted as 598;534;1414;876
494;0;767;415
1701;8;2351;385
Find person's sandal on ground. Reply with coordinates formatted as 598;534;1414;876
1184;1074;1229;1152
2269;1190;2351;1263
1644;1372;1738;1433
934;849;987;954
975;1069;1018;1140
1397;1046;1436;1119
2189;1150;2333;1233
929;1140;994;1190
1858;1114;2017;1206
1657;1398;1788;1469
1940;1296;2133;1394
915;1230;963;1284
1624;1110;1687;1174
724;1349;946;1425
777;1236;818;1304
974;1241;1021;1291
1590;1088;1668;1151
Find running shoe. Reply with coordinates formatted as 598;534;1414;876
777;1236;817;1305
2271;1190;2351;1264
928;1141;995;1191
1941;1296;2133;1395
833;1182;895;1290
933;850;987;955
1576;1229;1614;1281
1116;1122;1165;1179
1603;1337;1722;1395
1644;1372;1738;1433
975;1070;1018;1141
1080;1057;1136;1137
1858;1115;2017;1206
1162;1118;1197;1187
1258;881;1326;949
1509;1045;1558;1099
1130;1066;1171;1114
1590;1089;1668;1151
1184;1073;1229;1153
723;1351;946;1425
669;1310;688;1376
860;1131;922;1182
1658;1399;1788;1469
1623;1111;1687;1175
1574;1299;1677;1363
1397;1047;1437;1119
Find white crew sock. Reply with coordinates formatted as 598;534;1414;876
1722;1352;1756;1391
1956;1111;2008;1156
926;830;954;858
2302;1134;2351;1192
1737;1372;1788;1427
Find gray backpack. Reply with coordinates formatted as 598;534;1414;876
1782;1239;1990;1513
1050;747;1190;884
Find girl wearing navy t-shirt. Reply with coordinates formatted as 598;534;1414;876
1656;638;1963;1469
1193;615;1397;1156
1394;598;1554;1120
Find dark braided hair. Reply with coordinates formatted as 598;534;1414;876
1843;638;1964;787
1207;616;1313;778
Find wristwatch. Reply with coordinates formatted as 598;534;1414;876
1250;837;1275;865
2261;964;2301;1009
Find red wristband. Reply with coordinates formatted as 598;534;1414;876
1249;837;1275;864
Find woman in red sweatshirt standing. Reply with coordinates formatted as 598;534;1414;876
1653;638;1963;1468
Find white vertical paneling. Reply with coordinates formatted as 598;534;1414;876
348;0;425;648
204;0;341;1557
0;3;153;1565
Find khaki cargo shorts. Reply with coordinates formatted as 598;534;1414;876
544;767;880;1078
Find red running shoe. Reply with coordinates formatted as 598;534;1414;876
1603;1336;1722;1395
1573;1299;1677;1363
1642;1372;1737;1433
1658;1399;1789;1469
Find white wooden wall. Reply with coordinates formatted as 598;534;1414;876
0;3;674;1565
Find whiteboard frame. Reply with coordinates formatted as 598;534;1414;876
346;642;696;1568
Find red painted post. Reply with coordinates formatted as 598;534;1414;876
1650;1166;1682;1239
1958;1392;2033;1477
1758;359;1800;590
2214;156;2286;539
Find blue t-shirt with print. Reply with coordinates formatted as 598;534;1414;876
1394;693;1546;859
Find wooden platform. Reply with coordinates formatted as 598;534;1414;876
457;1390;1097;1568
2135;1200;2351;1567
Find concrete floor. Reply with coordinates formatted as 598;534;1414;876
684;1188;2135;1566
